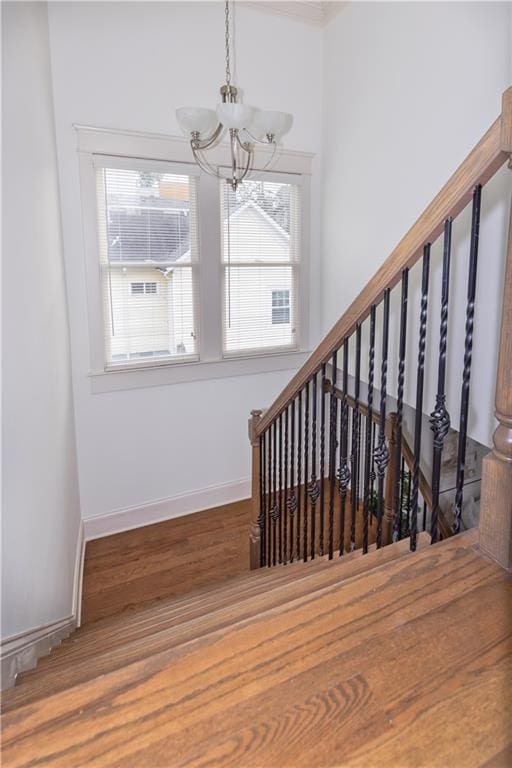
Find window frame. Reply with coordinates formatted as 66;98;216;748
219;169;303;360
77;125;313;393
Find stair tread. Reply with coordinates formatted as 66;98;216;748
45;532;406;651
3;530;509;768
3;534;430;711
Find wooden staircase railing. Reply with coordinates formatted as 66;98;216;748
249;87;512;570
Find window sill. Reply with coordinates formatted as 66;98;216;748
89;349;311;394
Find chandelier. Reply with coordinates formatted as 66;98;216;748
176;1;292;190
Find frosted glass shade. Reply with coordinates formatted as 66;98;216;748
176;107;218;137
250;110;293;139
216;103;255;130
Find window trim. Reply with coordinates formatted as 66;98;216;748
77;125;313;392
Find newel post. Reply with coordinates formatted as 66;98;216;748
248;409;263;570
479;199;512;570
383;412;398;546
479;90;512;570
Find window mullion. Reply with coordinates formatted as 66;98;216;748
197;173;223;362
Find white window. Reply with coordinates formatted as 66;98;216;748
272;289;291;325
131;282;158;295
221;179;301;356
78;127;312;389
95;163;199;369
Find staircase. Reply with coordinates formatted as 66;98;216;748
2;90;512;767
3;529;512;767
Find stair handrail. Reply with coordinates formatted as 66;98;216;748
255;88;511;439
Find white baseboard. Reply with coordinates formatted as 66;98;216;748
73;520;86;627
83;477;251;541
1;522;86;689
1;616;76;689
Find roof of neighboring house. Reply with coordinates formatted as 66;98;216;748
107;195;289;264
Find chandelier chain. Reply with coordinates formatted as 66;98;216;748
225;0;231;86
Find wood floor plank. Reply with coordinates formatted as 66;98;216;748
3;532;511;768
3;536;428;710
81;488;374;624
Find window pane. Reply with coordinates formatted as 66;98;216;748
97;166;199;368
224;266;296;353
221;178;300;354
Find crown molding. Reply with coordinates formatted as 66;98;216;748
242;1;348;27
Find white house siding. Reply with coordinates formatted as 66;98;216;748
222;202;297;353
106;266;196;362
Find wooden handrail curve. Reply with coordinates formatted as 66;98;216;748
256;88;511;437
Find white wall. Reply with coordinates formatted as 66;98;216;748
47;1;323;522
2;2;81;639
321;1;512;447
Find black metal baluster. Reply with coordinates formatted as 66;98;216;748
350;325;362;551
370;423;377;525
399;457;406;539
410;246;431;551
453;186;482;535
297;389;302;560
392;269;409;543
406;467;412;535
267;424;272;567
422;499;427;532
337;341;349;556
303;381;310;562
319;363;326;556
283;406;289;565
430;218;453;544
261;430;267;567
363;306;376;553
258;435;264;567
278;413;283;564
375;290;391;548
328;350;338;559
272;420;278;566
309;372;320;560
288;400;296;562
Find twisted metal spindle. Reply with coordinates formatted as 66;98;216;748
261;431;267;567
410;246;431;551
375;290;391;548
288;400;296;562
303;381;310;562
453;186;482;535
328;350;338;559
319;363;326;556
272;420;278;566
337;340;350;555
392;269;409;543
430;218;453;543
350;325;362;551
363;305;376;553
283;406;289;564
296;389;302;560
309;372;320;560
267;426;272;566
278;413;283;564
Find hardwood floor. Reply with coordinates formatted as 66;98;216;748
81;498;253;623
3;530;511;767
81;489;373;624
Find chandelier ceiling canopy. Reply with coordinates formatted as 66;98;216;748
176;1;293;190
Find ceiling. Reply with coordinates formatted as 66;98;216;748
242;1;348;26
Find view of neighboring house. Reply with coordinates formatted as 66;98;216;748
98;170;299;365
